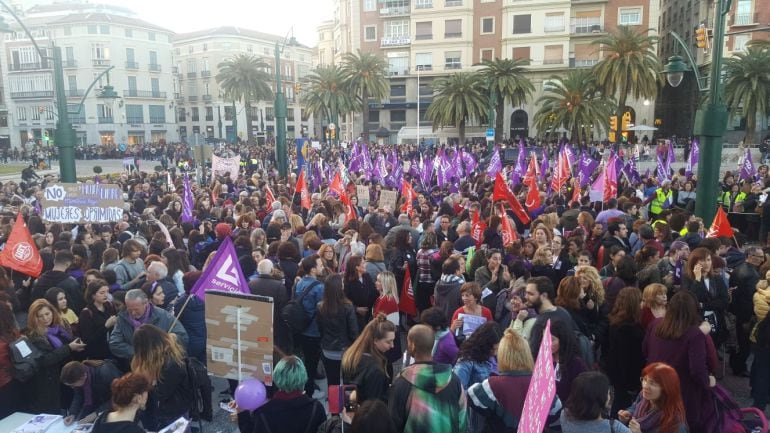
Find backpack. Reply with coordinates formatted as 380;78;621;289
281;280;322;334
9;336;43;382
184;357;213;422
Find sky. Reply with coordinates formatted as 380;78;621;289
98;0;333;46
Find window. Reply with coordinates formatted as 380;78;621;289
205;106;214;121
416;21;432;40
415;0;432;8
391;85;406;97
265;107;274;121
574;43;599;67
385;19;409;37
127;76;137;93
92;43;110;60
301;109;309;121
446;0;462;5
63;26;71;36
149;105;165;123
572;11;602;34
126;104;144;123
98;104;113;120
513;15;531;34
735;0;753;25
17;107;26;121
125;28;133;38
203;43;208;51
178;108;186;122
415;53;433;70
619;8;642;25
151;78;160;95
99;25;110;34
187;59;197;73
481;17;494;34
224;106;233;121
148;32;156;41
512;47;530;63
287;109;295;121
67;75;77;92
31;107;40;121
445;51;461;69
364;0;376;11
391;110;406;122
388;57;409;76
68;105;84;124
481;49;494;61
733;34;750;51
544;45;564;64
544;13;565;32
365;26;377;41
445;19;462;38
126;47;135;64
87;24;97;34
44;105;54;120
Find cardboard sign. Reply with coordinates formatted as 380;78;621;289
41;183;124;223
205;291;274;385
356;185;370;208
379;189;398;213
211;155;241;181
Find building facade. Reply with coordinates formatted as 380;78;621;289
172;27;316;144
0;2;177;150
325;0;658;144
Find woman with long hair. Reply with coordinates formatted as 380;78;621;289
555;276;593;338
318;243;339;276
344;256;379;332
618;362;688;433
23;299;85;413
387;230;417;294
454;321;502;433
636;245;662;289
0;301;20;417
532;225;553;250
341;314;396;403
161;248;186;295
641;283;668;330
474;249;511;312
44;287;79;335
682;247;729;346
91;373;153;433
373;271;400;326
551;319;589;402
643;292;716;433
574;265;607;336
130;324;190;430
604;287;645;414
79;279;117;360
317;274;359;387
364;244;387;282
561;371;632;433
604;255;638;310
530;246;559;288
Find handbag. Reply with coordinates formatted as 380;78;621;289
9;335;43;382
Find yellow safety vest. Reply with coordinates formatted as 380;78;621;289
650;188;672;215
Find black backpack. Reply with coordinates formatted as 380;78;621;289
281;280;322;334
184;357;213;422
9;336;42;382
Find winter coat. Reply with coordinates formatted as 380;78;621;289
109;305;188;360
249;275;291;355
433;275;465;323
173;294;206;363
24;332;73;413
68;361;123;419
31;270;85;313
344;274;379;332
342;352;390;403
78;302;117;360
237;391;326;433
317;303;359;352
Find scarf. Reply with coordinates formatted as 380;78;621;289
46;324;72;349
631;397;664;433
129;304;152;329
82;368;94;409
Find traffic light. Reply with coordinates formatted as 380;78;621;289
293;82;302;93
695;25;708;49
43;130;49;142
610;116;618;132
621;111;632;131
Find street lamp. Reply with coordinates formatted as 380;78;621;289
274;30;297;179
661;0;730;225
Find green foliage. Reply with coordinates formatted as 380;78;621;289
300;64;359;126
216;54;273;141
425;72;487;144
479;58;535;142
341;51;390;136
723;46;770;144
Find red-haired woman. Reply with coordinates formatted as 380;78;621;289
618;362;688;433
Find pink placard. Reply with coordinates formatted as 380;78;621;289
518;320;556;433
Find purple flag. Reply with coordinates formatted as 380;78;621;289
624;156;642;185
190;237;251;300
667;139;676;167
564;144;577;167
373;153;387;184
539;152;549;182
311;161;323;192
408;158;421;179
686;139;699;178
420;155;433;189
348;142;362;174
578;152;600;187
461;149;478;174
436;149;447;186
740;147;756;181
513;143;527;185
361;142;373;179
486;147;502;178
181;173;194;223
656;143;670;182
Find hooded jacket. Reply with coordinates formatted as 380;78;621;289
30;270;84;312
433;274;465;323
388;362;467;433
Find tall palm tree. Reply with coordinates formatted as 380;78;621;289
724;46;770;144
216;54;273;142
426;72;487;145
300;65;359;132
340;50;389;139
592;26;662;142
479;58;535;142
532;70;615;142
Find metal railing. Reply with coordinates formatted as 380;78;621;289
123;90;167;98
381;35;411;47
92;59;111;67
149;116;166;123
733;12;756;25
188;95;198;102
126;116;144;124
201;70;211;77
444;32;462;38
11;90;54;99
98;116;113;123
148;63;161;72
62;60;77;68
445;0;462;5
415;34;432;40
380;6;410;15
8;62;50;71
66;89;84;97
187;71;197;78
125;61;139;69
202;94;213;101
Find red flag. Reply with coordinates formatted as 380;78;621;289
328;172;344;196
493;172;531;224
604;156;618;203
523;155;538;184
499;205;517;247
570;180;581;205
296;169;311;210
0;213;42;277
401;180;416;216
471;209;486;247
707;207;734;238
399;266;417;317
264;185;276;205
550;149;571;193
525;174;541;210
340;191;357;223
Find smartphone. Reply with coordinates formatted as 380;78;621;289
328;384;356;414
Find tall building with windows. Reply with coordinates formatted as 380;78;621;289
172;27;316;144
325;0;658;143
0;1;177;149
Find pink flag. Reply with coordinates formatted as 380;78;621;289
604;156;618;202
190;237;251;300
518;320;557;433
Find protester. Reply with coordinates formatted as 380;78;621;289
79;279;118;360
60;359;122;422
318;274;359;387
618;362;688;433
560;371;632;433
0;299;20;417
341;314;396;403
293;254;326;395
91;373;153;433
604;287;645;414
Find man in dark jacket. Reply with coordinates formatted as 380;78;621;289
601;221;630;266
249;259;291;356
729;246;764;376
31;251;85;312
61;360;123;422
389;325;466;433
433;258;465;324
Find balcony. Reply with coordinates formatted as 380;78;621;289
187;71;197;78
62;60;77;68
414;0;432;8
98;116;114;123
11;91;54;99
444;63;461;70
415;34;432;40
388;69;410;76
201;70;211;78
444;32;462;38
379;6;410;16
572;58;599;67
92;59;111;67
149;63;161;72
8;62;50;71
123;90;167;98
732;12;757;25
125;61;139;69
175;93;184;101
543;58;565;65
126;116;144;124
149;116;166;123
571;18;603;34
415;65;432;71
172;66;179;74
188;95;198;102
381;35;411;47
66;89;84;97
202;94;213;102
445;0;462;5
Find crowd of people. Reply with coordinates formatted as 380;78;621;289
0;137;769;433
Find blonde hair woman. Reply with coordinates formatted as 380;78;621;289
341;314;396;403
641;283;668;330
574;265;607;334
373;271;400;326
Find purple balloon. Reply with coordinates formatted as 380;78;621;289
234;378;267;410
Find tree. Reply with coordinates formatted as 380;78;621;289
216;54;273;142
300;65;359;132
724;46;770;144
340;50;389;139
532;70;615;143
592;26;662;143
426;72;487;145
479;58;534;143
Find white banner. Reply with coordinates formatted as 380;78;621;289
211;155;241;181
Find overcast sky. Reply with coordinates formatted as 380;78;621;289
99;0;333;46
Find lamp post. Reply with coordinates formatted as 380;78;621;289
662;0;730;226
274;31;297;179
0;0;118;182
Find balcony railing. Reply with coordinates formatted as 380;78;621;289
201;70;211;77
202;94;213;101
92;59;111;67
149;116;166;123
571;18;603;34
379;6;410;15
11;91;54;99
62;60;77;68
416;65;432;71
149;63;161;72
66;89;84;97
175;93;184;101
187;72;197;78
445;0;462;5
9;62;50;71
123;90;167;98
733;12;756;25
172;66;179;74
444;63;461;69
126;117;144;124
98;116;114;123
125;61;139;69
574;59;599;67
188;95;198;102
543;58;564;65
444;32;462;38
414;1;432;8
381;35;411;47
415;34;432;40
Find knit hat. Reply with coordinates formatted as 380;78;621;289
215;223;232;238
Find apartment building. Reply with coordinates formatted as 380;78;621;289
172;27;316;144
326;0;658;143
0;2;177;149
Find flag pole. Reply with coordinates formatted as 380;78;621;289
168;292;193;333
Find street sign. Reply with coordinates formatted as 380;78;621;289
486;128;495;140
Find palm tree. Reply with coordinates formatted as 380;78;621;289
340;50;389;139
479;58;535;142
216;54;273;142
426;72;487;145
592;26;662;142
532;70;615;142
724;46;770;144
300;65;359;132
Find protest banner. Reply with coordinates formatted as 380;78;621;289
41;183;124;224
189;237;251;300
211;155;241;181
518;320;556;433
356;185;370;208
379;189;398;212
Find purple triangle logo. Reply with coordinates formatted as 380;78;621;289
190;237;250;300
